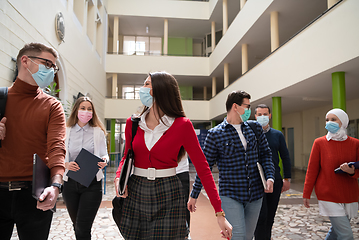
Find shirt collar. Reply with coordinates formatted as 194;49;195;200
223;117;244;128
263;126;271;133
75;123;90;132
139;108;175;132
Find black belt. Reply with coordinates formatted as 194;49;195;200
0;181;32;191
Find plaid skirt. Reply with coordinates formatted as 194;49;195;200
119;175;187;240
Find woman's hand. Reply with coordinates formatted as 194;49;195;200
303;198;310;208
340;163;355;175
65;162;80;171
217;216;233;239
114;178;128;198
98;160;107;170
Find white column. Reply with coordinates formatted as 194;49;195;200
242;44;248;74
212;77;217;97
112;73;117;98
203;86;207;100
240;0;247;10
270;11;279;52
327;0;340;8
83;0;88;35
222;0;228;35
224;63;229;88
163;19;168;55
113;17;119;53
211;21;216;52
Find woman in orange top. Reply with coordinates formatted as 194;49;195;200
303;108;359;240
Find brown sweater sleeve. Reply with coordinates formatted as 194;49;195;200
47;100;66;177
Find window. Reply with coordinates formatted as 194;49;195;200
123;36;162;55
149;37;162;55
122;85;142;99
123;36;136;55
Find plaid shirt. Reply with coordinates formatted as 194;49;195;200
190;119;274;203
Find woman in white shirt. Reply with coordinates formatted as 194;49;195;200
62;96;109;240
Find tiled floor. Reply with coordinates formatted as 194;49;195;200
10;165;359;239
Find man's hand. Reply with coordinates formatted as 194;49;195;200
0;117;7;140
303;198;310;208
281;179;291;192
187;196;197;213
37;186;59;211
264;180;273;193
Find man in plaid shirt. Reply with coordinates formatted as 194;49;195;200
188;90;274;240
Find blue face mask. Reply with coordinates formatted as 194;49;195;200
256;115;270;126
139;87;153;107
325;121;340;134
27;59;55;88
238;108;251;122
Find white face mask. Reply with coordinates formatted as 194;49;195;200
256;115;270;126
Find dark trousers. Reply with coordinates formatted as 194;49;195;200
177;172;190;229
254;179;283;240
62;178;102;240
0;187;53;240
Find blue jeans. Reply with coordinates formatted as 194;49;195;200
220;196;263;240
325;216;353;240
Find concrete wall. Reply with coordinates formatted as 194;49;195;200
0;0;108;119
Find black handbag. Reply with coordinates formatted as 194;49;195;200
112;116;139;228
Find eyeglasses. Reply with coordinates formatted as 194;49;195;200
241;103;251;109
28;56;59;73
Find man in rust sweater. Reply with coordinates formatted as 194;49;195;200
0;43;66;239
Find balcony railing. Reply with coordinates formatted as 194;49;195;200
107;51;207;57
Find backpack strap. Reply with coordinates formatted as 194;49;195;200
247;120;260;159
0;87;8;148
0;87;8;119
130;116;140;148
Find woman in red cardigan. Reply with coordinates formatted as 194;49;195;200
114;72;232;240
303;108;359;240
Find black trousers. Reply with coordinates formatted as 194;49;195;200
0;187;53;240
254;179;283;240
63;178;102;240
177;172;190;229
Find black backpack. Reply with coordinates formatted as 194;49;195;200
0;87;8;148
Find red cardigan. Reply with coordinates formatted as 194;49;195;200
303;136;359;203
116;117;222;212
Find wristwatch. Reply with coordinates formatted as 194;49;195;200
215;211;226;217
284;178;291;183
51;183;63;193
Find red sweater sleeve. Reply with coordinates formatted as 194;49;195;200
303;138;321;199
182;119;222;213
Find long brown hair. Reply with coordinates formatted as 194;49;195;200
67;97;106;135
141;72;186;162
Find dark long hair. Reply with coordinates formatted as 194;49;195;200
141;72;186;162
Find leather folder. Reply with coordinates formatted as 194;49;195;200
67;148;104;187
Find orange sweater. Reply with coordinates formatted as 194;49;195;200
0;78;66;181
303;136;359;203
